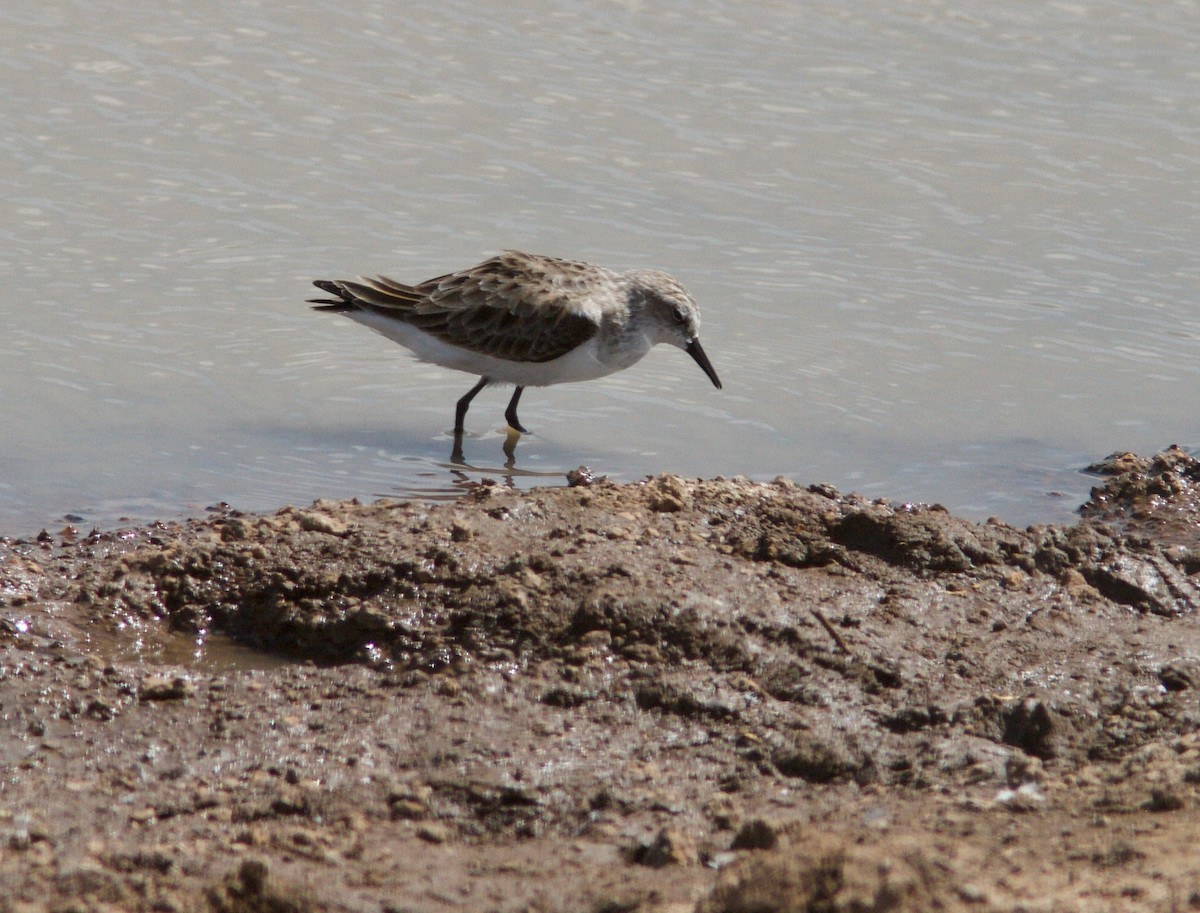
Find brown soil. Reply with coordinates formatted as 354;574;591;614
3;447;1200;912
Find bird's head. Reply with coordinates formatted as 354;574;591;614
623;269;722;390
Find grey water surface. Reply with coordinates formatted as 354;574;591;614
3;1;1198;535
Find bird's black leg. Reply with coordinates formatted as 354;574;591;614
504;386;529;434
455;376;489;433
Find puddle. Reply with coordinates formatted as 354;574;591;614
118;627;296;674
1;601;294;674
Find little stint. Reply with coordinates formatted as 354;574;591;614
310;250;722;434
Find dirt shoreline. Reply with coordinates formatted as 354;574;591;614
3;448;1200;912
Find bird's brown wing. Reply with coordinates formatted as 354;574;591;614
392;253;607;362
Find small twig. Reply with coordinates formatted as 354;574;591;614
812;608;855;656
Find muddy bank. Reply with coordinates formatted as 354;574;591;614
2;447;1200;911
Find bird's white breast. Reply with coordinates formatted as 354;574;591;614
342;310;654;387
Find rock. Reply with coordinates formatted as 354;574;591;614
995;782;1046;811
698;837;952;913
997;697;1068;760
139;675;194;701
1159;660;1199;692
205;859;309;913
1085;452;1148;476
218;518;251;542
1145;788;1184;812
416;822;449;844
634;828;699;868
295;510;349;537
1004;753;1044;787
566;466;596;487
730;818;780;851
773;737;859;783
388;783;433;821
646;474;692;512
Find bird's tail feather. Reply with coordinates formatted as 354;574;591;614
307;277;422;314
308;279;357;311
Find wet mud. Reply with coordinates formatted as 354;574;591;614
3;447;1200;911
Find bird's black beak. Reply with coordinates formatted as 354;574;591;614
686;339;722;389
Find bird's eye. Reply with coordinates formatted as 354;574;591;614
672;307;688;325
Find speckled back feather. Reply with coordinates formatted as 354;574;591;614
313;252;602;364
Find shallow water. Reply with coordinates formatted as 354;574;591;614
3;1;1198;535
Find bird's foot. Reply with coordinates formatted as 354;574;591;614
503;426;521;465
450;430;467;465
